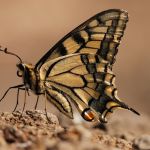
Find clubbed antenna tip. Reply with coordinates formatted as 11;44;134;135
0;45;22;63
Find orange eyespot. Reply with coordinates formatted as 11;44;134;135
82;108;95;121
17;70;22;77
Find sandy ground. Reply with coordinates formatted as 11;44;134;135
0;110;149;150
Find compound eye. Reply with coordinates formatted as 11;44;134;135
17;70;22;77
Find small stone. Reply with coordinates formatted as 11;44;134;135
133;134;150;150
3;127;16;143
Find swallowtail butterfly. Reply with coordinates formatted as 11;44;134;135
0;9;140;123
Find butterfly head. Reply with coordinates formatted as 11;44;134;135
16;63;24;77
16;63;34;78
16;62;37;90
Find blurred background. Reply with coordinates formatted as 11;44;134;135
0;1;149;121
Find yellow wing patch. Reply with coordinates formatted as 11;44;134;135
86;41;101;49
48;73;85;87
63;37;81;53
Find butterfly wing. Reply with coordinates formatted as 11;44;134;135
35;9;128;70
40;53;139;122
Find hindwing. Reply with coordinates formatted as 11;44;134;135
40;53;138;122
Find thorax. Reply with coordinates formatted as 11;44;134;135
22;64;44;95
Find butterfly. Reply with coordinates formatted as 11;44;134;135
0;9;140;123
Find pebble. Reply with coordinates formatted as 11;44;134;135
133;134;150;150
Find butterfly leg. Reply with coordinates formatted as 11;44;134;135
12;87;26;112
13;88;20;112
19;88;28;118
0;84;24;102
44;92;51;123
34;96;39;110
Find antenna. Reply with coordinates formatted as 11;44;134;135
0;46;22;63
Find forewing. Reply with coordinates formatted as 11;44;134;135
42;53;138;122
35;9;128;70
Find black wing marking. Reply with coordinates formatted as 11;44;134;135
35;9;128;71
